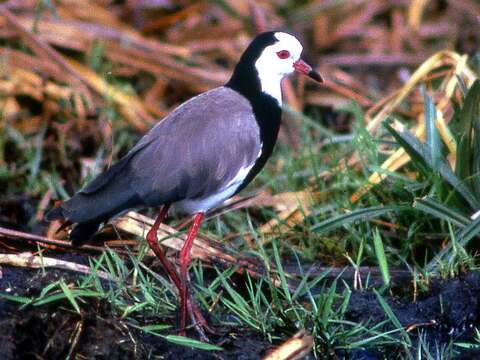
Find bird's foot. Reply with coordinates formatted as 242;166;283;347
179;281;214;342
189;297;215;336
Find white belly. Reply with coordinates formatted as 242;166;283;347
172;162;255;214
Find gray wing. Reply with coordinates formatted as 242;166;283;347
79;140;152;194
126;86;262;206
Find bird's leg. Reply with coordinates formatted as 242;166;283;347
146;204;182;290
146;206;210;338
178;212;204;336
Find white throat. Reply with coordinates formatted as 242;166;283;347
256;71;283;105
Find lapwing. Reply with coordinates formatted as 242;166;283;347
46;31;323;338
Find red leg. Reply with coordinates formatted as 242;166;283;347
179;212;204;335
146;207;211;338
145;204;182;290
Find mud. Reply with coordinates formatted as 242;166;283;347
1;260;480;359
343;271;480;359
0;262;275;359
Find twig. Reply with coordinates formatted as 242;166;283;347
0;225;114;253
262;330;314;360
0;252;112;280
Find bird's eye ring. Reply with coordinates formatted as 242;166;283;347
276;50;290;59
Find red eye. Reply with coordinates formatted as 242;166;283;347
276;50;290;59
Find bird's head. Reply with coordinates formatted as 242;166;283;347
228;31;322;104
255;32;323;83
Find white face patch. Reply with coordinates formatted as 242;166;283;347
254;32;304;105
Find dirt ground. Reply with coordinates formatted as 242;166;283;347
1;260;480;359
345;271;480;359
0;262;274;360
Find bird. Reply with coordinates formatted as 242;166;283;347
45;31;322;339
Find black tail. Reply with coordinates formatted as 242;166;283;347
45;204;102;245
45;206;65;221
44;153;144;245
69;221;102;246
44;181;141;246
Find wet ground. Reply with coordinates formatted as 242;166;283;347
345;271;480;359
0;263;272;360
1;260;480;359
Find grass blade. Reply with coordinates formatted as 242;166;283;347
422;87;441;171
413;197;470;227
312;206;399;233
272;240;292;304
373;228;390;286
457;215;480;246
164;335;223;351
473;115;480;196
385;120;480;209
374;289;411;346
138;324;172;334
59;280;81;314
0;293;32;304
455;80;480;185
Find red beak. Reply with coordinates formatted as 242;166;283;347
293;59;323;83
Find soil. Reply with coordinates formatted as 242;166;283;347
0;261;272;360
344;271;480;359
1;258;480;359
